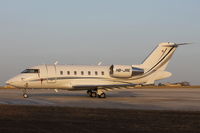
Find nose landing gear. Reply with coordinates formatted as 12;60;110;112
23;92;28;98
22;88;29;98
22;83;29;98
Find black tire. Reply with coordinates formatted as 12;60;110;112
98;93;106;98
23;93;28;98
91;92;97;97
88;91;93;97
87;90;92;96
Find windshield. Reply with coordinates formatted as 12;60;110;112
21;69;39;73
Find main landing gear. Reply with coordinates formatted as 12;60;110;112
87;89;106;98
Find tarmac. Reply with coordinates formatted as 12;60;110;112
0;88;200;111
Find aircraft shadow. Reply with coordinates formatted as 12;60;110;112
28;92;140;98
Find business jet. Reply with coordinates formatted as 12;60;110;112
6;42;188;98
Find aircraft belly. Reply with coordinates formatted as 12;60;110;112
70;78;133;87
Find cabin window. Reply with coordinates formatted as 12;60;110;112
74;71;77;75
21;69;39;73
67;71;70;75
101;71;104;75
95;71;98;75
81;71;84;75
88;71;91;75
60;71;63;75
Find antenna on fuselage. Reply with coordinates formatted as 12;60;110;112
54;61;59;65
98;61;102;66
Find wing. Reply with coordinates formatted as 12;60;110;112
72;83;136;91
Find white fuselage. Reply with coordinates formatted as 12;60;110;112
6;42;181;91
6;64;171;90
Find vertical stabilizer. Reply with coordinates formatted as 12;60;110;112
141;42;177;72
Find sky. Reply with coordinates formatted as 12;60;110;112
0;0;200;85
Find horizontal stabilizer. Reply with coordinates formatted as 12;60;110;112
162;42;192;47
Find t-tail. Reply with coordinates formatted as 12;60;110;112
139;42;189;84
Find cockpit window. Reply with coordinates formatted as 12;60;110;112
21;69;39;73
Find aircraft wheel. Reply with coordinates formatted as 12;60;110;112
88;91;92;97
23;93;28;98
87;90;92;96
91;92;97;97
98;93;106;98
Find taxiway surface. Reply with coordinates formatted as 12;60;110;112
0;88;200;111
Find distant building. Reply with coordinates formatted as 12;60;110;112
158;81;190;86
179;81;190;86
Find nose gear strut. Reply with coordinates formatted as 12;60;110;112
22;83;29;98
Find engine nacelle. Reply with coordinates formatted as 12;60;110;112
110;65;144;78
110;65;133;78
132;67;144;76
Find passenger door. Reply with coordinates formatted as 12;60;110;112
47;65;57;83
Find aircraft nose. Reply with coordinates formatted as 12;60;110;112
6;75;26;88
6;79;13;85
6;77;19;85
